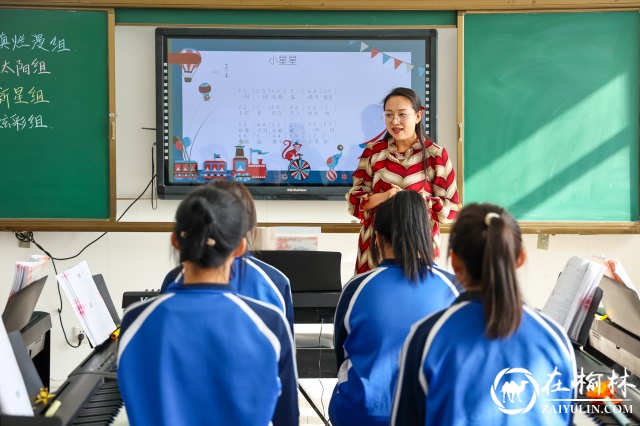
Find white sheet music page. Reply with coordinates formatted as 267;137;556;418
56;261;115;346
9;255;50;298
592;255;639;296
0;321;34;416
542;256;605;335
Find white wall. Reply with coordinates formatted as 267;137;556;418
2;25;640;388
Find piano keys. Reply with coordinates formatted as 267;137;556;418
570;315;640;425
45;375;122;425
44;339;122;425
574;348;640;425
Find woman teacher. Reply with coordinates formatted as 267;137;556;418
347;87;462;274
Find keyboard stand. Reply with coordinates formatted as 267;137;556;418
21;311;52;389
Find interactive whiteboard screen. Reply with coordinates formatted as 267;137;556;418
156;28;437;199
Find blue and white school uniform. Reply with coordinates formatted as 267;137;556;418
160;253;294;332
117;282;298;426
329;259;461;426
391;291;576;426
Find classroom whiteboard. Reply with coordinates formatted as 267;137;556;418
157;28;436;199
179;50;412;172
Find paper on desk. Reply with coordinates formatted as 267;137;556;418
0;321;33;416
57;261;115;347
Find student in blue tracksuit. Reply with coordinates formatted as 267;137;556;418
329;190;462;426
117;186;298;426
160;180;294;332
391;203;576;426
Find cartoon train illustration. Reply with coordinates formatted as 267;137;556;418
231;144;267;181
202;155;227;180
174;144;267;181
173;161;199;180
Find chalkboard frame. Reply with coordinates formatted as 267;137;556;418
459;9;640;230
0;6;116;224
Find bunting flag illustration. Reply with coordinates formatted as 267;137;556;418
351;40;425;76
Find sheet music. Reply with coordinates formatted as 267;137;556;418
0;321;33;416
56;261;115;347
542;256;605;338
275;226;321;251
9;255;50;299
592;255;639;296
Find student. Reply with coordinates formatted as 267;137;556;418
329;190;461;426
346;87;461;274
160;180;294;332
391;203;576;426
117;186;298;426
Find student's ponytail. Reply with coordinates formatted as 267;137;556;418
175;186;249;268
373;190;433;283
449;203;523;339
482;211;522;339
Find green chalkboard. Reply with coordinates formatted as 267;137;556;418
464;11;639;221
0;8;110;219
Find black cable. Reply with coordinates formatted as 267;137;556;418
116;174;156;223
13;173;157;347
151;142;158;210
19;174;156;262
319;318;327;423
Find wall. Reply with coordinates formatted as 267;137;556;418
1;24;639;388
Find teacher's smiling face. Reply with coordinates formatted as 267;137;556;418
383;95;422;148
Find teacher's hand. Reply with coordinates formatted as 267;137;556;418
386;184;402;200
363;185;403;211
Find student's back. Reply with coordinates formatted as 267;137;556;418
118;285;297;425
331;262;459;426
329;190;461;426
159;180;294;332
160;253;294;332
392;292;574;425
243;253;293;328
117;186;298;425
391;203;576;426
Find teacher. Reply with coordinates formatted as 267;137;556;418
347;87;462;274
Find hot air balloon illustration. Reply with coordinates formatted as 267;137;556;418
199;82;211;101
173;135;184;153
173;136;192;161
167;48;202;83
